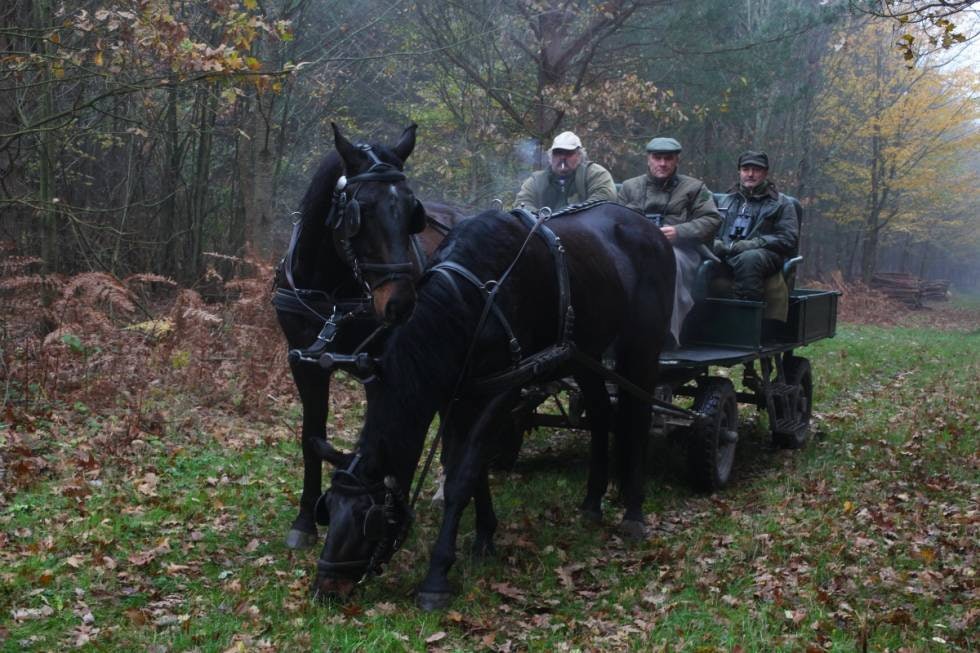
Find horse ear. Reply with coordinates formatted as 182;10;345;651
332;122;358;168
391;123;418;163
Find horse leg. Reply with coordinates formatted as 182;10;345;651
416;393;509;611
576;372;612;523
415;440;472;611
470;467;497;559
285;362;332;549
613;335;662;541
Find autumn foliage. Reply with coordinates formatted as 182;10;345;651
0;245;292;490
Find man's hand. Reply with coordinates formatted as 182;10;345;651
660;225;677;243
712;239;730;257
730;238;765;255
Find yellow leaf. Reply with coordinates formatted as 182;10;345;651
245;56;260;71
843;500;854;513
93;51;103;66
244;0;257;9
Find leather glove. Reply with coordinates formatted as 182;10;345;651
712;239;730;257
729;237;765;255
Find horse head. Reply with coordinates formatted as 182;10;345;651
311;452;413;602
331;122;428;325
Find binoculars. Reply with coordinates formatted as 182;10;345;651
728;208;751;239
645;213;664;227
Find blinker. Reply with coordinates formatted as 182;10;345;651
342;199;362;238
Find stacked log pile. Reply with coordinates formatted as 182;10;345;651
871;273;949;306
920;279;951;302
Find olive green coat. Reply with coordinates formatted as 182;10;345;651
617;173;721;245
514;161;617;212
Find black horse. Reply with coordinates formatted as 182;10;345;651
274;123;464;549
311;204;675;609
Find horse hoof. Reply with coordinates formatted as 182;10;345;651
618;519;648;541
285;528;319;550
471;540;496;560
416;590;454;612
580;507;602;524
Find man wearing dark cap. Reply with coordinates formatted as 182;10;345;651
515;131;617;212
712;151;799;301
619;136;721;345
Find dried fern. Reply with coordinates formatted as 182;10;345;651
58;272;137;317
0;256;44;277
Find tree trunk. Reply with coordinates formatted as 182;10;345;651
186;85;216;281
238;92;277;256
34;0;57;271
161;84;181;278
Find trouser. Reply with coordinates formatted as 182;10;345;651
726;248;782;301
669;246;700;344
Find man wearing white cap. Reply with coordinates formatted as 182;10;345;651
514;131;617;212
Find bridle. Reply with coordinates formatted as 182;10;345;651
314;454;414;587
327;143;422;294
274;143;425;351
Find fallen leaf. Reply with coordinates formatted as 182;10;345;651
11;606;55;621
425;631;447;644
490;582;525;602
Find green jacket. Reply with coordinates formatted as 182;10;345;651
514;161;617;212
618;173;721;245
715;181;799;257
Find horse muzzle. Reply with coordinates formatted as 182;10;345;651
312;574;358;602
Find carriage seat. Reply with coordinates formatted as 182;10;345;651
690;193;804;322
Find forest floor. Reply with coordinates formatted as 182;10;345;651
1;268;978;651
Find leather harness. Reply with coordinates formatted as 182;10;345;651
423;201;608;397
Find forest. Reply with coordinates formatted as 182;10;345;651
1;0;978;287
2;1;979;651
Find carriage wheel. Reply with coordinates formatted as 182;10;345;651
687;378;738;492
772;356;812;449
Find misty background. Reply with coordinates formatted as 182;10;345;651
2;0;978;290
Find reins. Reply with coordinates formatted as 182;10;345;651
407;205;580;510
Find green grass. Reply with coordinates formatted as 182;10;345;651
2;324;977;651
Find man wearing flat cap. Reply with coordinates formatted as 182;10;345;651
712;151;799;301
618;136;721;345
515;131;617;212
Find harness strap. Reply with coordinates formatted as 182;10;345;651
427;261;522;365
410;233;427;275
509;208;574;343
271;287;336;319
408;214;553;509
277;218;338;323
466;343;575;396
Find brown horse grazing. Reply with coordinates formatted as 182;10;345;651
310;204;675;609
273;123;465;549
